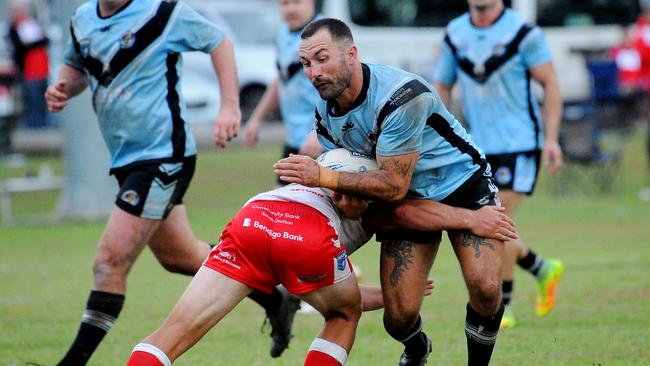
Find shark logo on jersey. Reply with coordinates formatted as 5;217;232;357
493;43;506;57
120;32;136;49
120;190;140;206
79;38;91;57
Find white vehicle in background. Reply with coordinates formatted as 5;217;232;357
322;0;640;103
182;0;281;125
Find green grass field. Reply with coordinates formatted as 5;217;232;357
1;134;649;365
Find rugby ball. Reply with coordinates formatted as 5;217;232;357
316;148;378;173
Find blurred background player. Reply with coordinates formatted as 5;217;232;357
434;0;565;328
44;0;297;364
632;0;650;200
243;0;324;169
8;0;51;129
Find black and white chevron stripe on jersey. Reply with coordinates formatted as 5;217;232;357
70;0;178;86
444;23;533;84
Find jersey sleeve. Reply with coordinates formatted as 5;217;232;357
433;34;458;86
167;2;225;53
520;26;553;69
376;88;434;157
63;20;83;70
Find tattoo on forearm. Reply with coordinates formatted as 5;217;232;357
390;157;416;176
384;239;415;288
462;232;495;258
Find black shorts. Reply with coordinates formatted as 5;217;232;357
440;163;500;210
378;164;499;244
486;150;541;195
277;145;300;185
111;156;196;220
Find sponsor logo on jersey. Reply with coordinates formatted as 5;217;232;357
120;32;136;49
243;218;251;227
336;251;347;271
120;190;140;206
213;249;241;269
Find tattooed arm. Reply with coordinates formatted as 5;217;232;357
273;151;419;202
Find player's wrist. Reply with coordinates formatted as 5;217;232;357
318;164;339;190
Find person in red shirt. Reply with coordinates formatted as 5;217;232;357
610;27;643;92
8;1;51;128
633;0;650;198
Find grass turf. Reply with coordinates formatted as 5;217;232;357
1;134;649;365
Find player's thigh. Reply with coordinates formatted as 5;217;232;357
146;267;254;360
96;205;160;270
497;190;526;217
148;204;206;266
380;235;441;309
299;274;362;318
449;230;503;292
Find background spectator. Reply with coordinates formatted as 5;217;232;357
8;0;51;129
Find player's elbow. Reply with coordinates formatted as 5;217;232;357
383;185;409;203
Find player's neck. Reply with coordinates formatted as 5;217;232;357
334;63;364;114
98;0;130;18
470;2;505;28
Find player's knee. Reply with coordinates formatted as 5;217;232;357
383;303;420;336
157;256;197;276
93;251;130;280
468;278;501;314
324;302;362;325
384;294;420;320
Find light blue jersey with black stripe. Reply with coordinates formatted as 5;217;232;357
434;9;552;155
275;15;323;149
63;0;224;169
316;63;485;201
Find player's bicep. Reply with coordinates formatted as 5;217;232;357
529;62;556;87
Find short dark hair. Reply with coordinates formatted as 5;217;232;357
301;18;354;43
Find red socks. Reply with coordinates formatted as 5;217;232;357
304;350;342;366
126;343;171;366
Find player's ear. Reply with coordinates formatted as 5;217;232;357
347;44;358;65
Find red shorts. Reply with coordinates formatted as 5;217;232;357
204;200;352;295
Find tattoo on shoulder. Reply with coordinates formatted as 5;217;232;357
383;239;415;288
462;232;495;259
